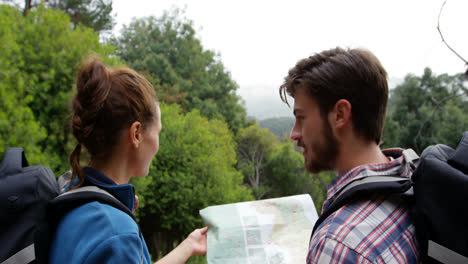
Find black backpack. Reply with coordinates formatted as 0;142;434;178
311;132;468;264
0;148;139;264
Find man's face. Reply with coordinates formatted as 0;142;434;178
290;88;339;173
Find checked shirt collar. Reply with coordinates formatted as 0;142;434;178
322;148;413;214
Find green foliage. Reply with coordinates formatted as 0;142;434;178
186;255;206;264
236;122;334;212
383;68;468;152
310;171;335;214
258;116;294;138
0;5;46;163
0;4;119;171
112;9;248;133
5;0;114;33
263;142;310;197
131;104;253;259
262;141;334;214
236;124;278;199
48;0;115;33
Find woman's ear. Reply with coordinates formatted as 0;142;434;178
330;99;352;129
129;121;142;148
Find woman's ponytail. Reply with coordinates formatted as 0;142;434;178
69;57;111;188
69;143;84;189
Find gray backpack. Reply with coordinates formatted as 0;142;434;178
0;148;138;264
311;132;468;263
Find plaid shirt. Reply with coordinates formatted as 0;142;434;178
307;149;420;264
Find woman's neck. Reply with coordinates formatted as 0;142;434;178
90;156;131;185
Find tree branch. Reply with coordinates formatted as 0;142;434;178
437;0;468;66
413;1;468;150
254;150;265;185
256;189;267;199
312;173;328;191
295;168;329;193
238;147;252;161
414;92;464;151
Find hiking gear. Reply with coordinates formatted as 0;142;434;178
311;132;468;264
0;148;142;264
0;148;59;264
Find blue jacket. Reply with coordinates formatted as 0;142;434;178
49;167;152;264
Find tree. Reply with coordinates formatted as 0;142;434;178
387;0;468;152
48;0;115;33
236;124;278;199
0;4;119;171
131;104;253;259
2;0;114;32
0;5;46;163
262;141;334;214
258;116;294;138
437;0;468;75
112;9;248;133
383;68;468;152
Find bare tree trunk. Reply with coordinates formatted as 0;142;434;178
151;232;161;260
166;237;171;254
255;165;261;186
23;0;48;16
249;171;257;188
23;0;32;15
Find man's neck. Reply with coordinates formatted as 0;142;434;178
335;139;389;175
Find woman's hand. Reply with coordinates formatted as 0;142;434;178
154;226;209;264
183;226;209;256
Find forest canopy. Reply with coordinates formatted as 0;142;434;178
1;2;467;262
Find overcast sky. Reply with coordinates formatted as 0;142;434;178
112;0;467;118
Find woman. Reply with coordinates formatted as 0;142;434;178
49;57;207;263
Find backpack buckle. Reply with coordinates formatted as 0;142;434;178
403;149;419;169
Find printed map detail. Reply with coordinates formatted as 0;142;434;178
200;194;319;264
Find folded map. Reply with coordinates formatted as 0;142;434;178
200;194;319;264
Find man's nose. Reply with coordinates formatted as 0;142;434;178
290;124;301;141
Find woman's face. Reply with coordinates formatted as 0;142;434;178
133;105;162;177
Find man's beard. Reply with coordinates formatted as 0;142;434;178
304;120;339;173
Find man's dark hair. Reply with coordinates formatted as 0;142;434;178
280;47;388;144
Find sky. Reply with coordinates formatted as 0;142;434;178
112;0;468;118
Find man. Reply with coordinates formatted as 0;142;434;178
280;47;419;263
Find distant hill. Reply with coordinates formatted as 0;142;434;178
258;116;295;138
244;77;402;137
239;77;402;120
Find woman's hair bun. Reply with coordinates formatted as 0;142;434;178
76;57;110;98
72;56;112;141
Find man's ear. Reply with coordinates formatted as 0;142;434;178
129;121;142;148
330;99;352;129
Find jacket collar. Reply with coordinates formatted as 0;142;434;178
81;167;136;212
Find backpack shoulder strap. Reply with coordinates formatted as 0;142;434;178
0;148;28;176
49;186;135;221
311;175;413;238
0;244;34;264
37;186;141;264
403;148;420;168
448;131;468;174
